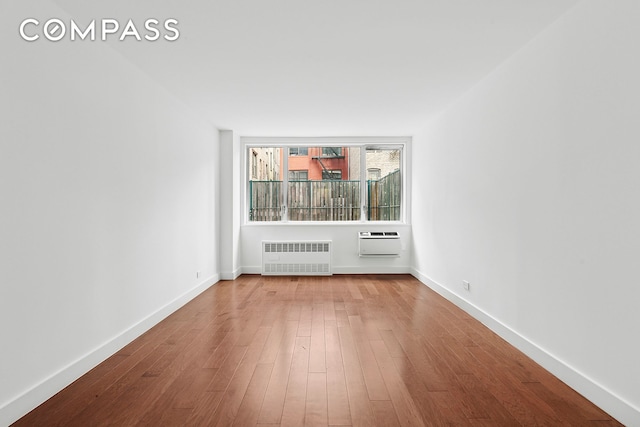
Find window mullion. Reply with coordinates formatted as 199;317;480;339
282;148;288;222
360;146;367;221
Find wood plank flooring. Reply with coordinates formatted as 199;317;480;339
14;275;622;426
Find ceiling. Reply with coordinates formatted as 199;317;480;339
51;0;580;135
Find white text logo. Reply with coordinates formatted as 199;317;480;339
19;18;180;42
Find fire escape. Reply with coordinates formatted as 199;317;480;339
312;147;344;180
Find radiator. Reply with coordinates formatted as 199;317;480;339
262;241;332;275
358;231;401;256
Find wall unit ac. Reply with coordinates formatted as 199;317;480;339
358;231;401;256
262;241;332;275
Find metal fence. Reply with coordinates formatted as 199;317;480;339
249;170;400;221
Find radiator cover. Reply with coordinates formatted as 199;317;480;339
262;241;332;275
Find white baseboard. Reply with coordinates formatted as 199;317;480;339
220;267;242;280
410;268;640;427
0;274;220;427
332;266;411;275
242;266;411;275
242;266;261;275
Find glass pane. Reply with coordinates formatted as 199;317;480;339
289;147;308;156
288;170;308;180
322;170;342;180
365;148;401;221
248;147;283;221
321;147;342;157
367;168;381;180
288;146;360;221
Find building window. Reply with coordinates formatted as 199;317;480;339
288;170;309;181
367;168;381;180
289;147;308;156
321;147;342;157
251;150;258;179
322;170;342;180
246;139;405;222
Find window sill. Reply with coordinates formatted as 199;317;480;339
243;221;407;227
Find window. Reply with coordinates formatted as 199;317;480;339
288;170;308;181
367;168;381;180
247;147;282;221
251;150;258;179
321;147;342;157
365;148;401;220
246;138;405;222
289;147;308;156
322;170;342;180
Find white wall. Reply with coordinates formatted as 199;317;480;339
219;130;242;279
0;2;219;424
242;224;411;274
411;0;640;424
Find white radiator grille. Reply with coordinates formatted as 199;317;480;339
262;241;332;276
263;263;330;274
264;242;330;253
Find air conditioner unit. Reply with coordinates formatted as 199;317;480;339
358;231;401;256
262;241;332;275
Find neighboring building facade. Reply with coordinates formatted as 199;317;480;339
249;147;281;181
285;147;351;181
349;148;401;181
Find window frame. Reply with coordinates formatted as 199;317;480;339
367;168;381;180
289;147;309;156
321;147;343;157
322;170;342;180
251;150;258;179
242;137;410;225
288;170;309;181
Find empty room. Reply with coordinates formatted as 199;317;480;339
1;0;639;425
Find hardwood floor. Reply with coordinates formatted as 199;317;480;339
14;275;622;426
